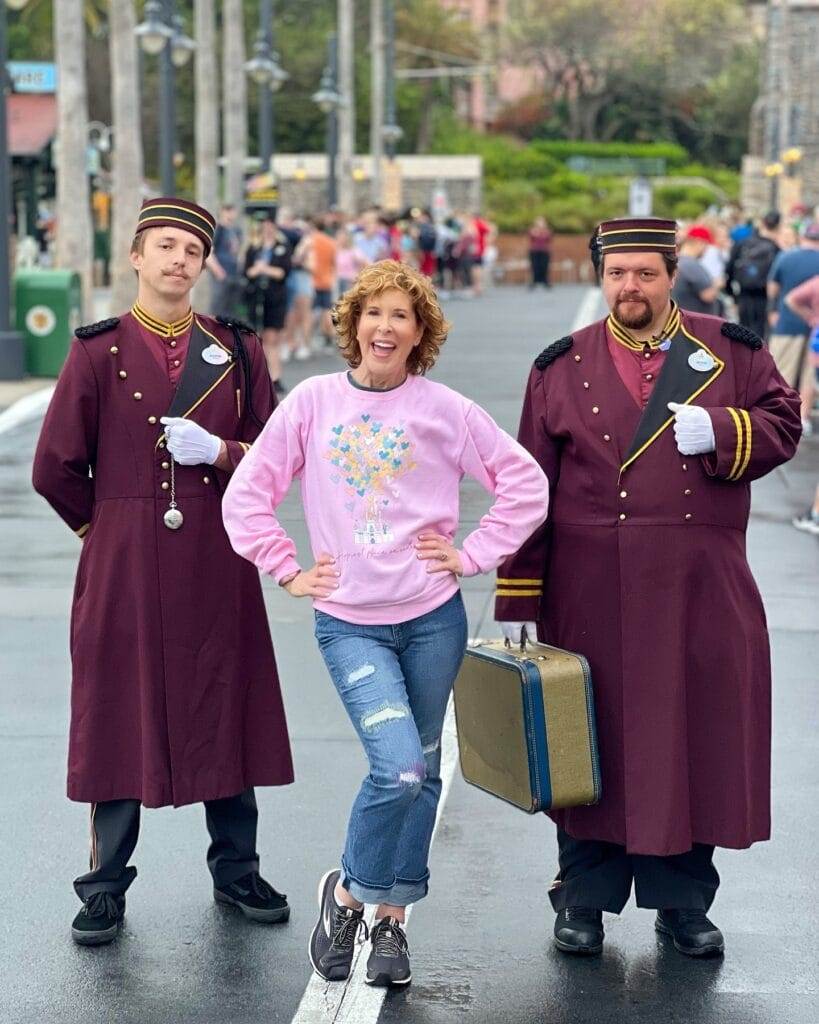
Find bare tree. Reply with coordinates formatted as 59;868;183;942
53;0;94;317
222;0;247;210
109;0;144;313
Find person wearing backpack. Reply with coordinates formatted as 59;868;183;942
726;212;781;340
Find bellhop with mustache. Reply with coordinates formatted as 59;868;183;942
496;217;802;958
33;197;294;945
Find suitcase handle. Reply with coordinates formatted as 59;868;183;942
504;624;537;653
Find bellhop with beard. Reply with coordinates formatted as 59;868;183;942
33;198;294;943
496;217;802;955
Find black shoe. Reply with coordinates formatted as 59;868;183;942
553;907;604;955
366;916;412;987
71;891;125;946
214;871;290;923
309;869;369;982
655;909;724;957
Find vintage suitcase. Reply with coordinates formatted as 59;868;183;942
453;639;601;813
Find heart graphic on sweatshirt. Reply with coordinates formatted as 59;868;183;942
361;414;371;422
345;501;355;513
332;425;343;435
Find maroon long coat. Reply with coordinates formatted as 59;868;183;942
496;311;801;855
33;312;294;808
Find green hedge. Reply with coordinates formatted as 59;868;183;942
530;140;690;169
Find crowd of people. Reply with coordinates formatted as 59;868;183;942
205;204;497;393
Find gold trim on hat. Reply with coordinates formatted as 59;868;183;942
139;202;216;230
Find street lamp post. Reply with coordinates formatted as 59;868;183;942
135;0;195;195
382;0;402;160
0;0;29;380
244;0;288;173
312;34;342;209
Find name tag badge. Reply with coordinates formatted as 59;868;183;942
202;344;229;366
688;350;715;372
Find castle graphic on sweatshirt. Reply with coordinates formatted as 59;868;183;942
324;413;417;545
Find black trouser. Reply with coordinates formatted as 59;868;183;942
73;788;260;901
737;290;769;341
549;829;719;914
530;251;551;287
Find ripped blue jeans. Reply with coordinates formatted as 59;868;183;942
314;592;468;907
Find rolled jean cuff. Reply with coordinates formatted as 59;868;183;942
340;864;429;908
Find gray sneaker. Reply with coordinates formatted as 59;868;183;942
308;869;368;981
365;916;412;987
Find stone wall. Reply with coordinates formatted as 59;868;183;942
265;154;482;217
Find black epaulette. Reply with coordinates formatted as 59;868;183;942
720;322;763;351
534;335;573;370
216;315;258;337
75;317;120;339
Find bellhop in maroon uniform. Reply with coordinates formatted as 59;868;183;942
33;198;294;946
496;218;801;958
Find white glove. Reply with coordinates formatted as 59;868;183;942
667;403;715;455
160;416;222;466
500;621;539;645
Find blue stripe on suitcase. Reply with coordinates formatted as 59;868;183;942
521;660;552;810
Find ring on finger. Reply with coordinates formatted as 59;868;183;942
438;551;447;561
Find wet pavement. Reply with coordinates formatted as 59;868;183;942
1;284;817;1023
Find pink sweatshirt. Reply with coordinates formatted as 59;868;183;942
222;372;549;625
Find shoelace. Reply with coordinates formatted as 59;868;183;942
247;873;285;902
331;908;369;952
563;907;601;923
372;919;409;958
83;892;119;920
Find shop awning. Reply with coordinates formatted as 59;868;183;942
7;94;57;157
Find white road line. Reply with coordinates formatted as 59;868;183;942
290;286;601;1024
0;385;54;437
571;286;602;332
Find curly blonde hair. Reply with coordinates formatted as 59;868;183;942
333;260;450;375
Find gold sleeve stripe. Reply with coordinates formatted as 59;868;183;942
239;441;251;454
726;407;744;481
75;523;90;538
496;578;543;586
495;588;543;598
735;409;753;480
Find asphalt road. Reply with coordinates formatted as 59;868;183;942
0;284;817;1024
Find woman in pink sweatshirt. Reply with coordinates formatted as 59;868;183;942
222;261;548;987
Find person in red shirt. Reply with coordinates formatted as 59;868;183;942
469;212;493;296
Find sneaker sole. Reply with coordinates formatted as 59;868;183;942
71;920;121;946
213;889;290;923
365;971;412;987
553;935;603;956
655;919;724;957
308;869;351;982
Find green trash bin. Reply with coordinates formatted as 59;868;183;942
15;269;83;377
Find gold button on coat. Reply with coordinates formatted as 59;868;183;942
203;476;210;484
603;434;611;442
118;370;127;379
620;490;628;498
685;513;692;520
161;461;169;470
161;481;169;490
574;355;581;362
619;513;626;521
170;340;177;348
684;488;692;496
592;406;599;414
109;346;118;354
148;415;157;424
682;462;688;471
133;392;142;400
583;382;590;389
